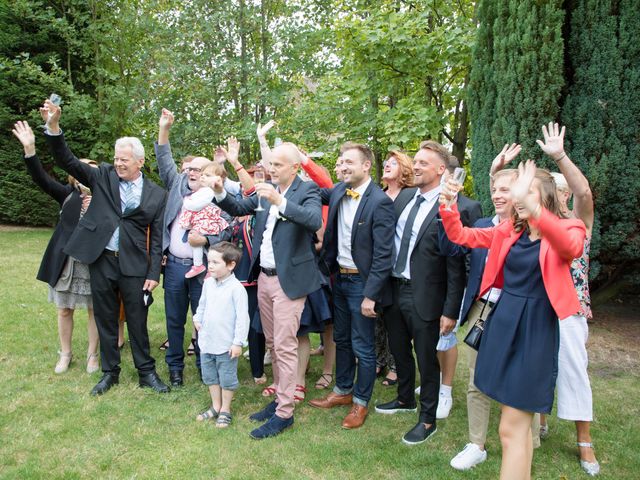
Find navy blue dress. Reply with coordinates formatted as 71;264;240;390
474;233;559;414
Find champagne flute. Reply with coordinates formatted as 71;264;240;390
445;167;467;211
41;93;62;129
254;170;265;212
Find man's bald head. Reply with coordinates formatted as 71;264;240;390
269;142;302;188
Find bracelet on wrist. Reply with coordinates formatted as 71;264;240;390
235;165;245;172
554;153;567;163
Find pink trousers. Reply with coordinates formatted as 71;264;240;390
257;272;306;419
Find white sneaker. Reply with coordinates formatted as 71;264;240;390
450;443;487;470
263;350;272;365
436;395;453;419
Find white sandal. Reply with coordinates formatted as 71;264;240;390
55;351;73;374
577;442;600;476
86;352;100;374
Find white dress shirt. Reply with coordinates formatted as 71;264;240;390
393;185;441;279
337;179;371;269
214;186;288;269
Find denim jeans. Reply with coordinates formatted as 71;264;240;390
163;257;203;372
332;273;376;406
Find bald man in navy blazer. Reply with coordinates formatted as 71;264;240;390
309;143;395;429
212;142;322;439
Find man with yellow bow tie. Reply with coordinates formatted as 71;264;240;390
309;142;395;430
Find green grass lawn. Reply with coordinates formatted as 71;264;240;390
0;229;638;479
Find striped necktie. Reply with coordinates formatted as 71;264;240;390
122;181;136;214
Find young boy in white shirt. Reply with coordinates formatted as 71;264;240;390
193;241;249;428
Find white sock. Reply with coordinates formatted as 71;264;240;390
440;384;452;398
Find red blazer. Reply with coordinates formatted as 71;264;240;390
440;204;586;319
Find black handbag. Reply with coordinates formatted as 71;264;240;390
463;291;495;351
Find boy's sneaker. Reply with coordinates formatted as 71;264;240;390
185;264;206;278
436;395;453;419
450;443;487;470
249;414;293;439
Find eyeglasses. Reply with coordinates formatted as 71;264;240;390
383;159;398;167
187;167;202;173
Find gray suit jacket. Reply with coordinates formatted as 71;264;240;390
155;142;230;252
216;176;323;299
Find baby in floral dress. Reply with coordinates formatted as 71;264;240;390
180;163;229;278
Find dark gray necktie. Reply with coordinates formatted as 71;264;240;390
394;195;424;276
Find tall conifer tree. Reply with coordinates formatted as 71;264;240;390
469;0;565;213
561;0;640;282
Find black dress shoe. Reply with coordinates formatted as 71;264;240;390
402;421;437;445
139;372;171;393
91;373;119;396
169;370;183;387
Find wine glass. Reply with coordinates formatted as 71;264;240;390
254;170;265;212
444;167;467;211
41;93;62;129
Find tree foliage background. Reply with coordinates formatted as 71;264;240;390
0;0;638;286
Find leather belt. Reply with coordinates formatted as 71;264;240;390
103;249;119;258
261;267;278;277
167;253;193;266
339;267;359;275
393;276;411;285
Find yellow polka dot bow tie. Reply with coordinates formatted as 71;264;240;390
345;188;360;200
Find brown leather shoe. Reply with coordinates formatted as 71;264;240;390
308;392;353;409
341;404;368;429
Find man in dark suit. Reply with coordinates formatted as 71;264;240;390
211;142;323;439
308;143;395;429
41;99;169;396
375;140;470;445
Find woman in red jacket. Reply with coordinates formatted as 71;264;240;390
439;160;585;480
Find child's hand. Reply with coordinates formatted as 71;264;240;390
194;321;202;332
229;345;242;359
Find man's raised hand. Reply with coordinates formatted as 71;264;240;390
39;99;61;134
159;108;174;130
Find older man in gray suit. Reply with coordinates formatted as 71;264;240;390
212;142;323;439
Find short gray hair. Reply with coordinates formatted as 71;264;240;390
115;137;145;160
